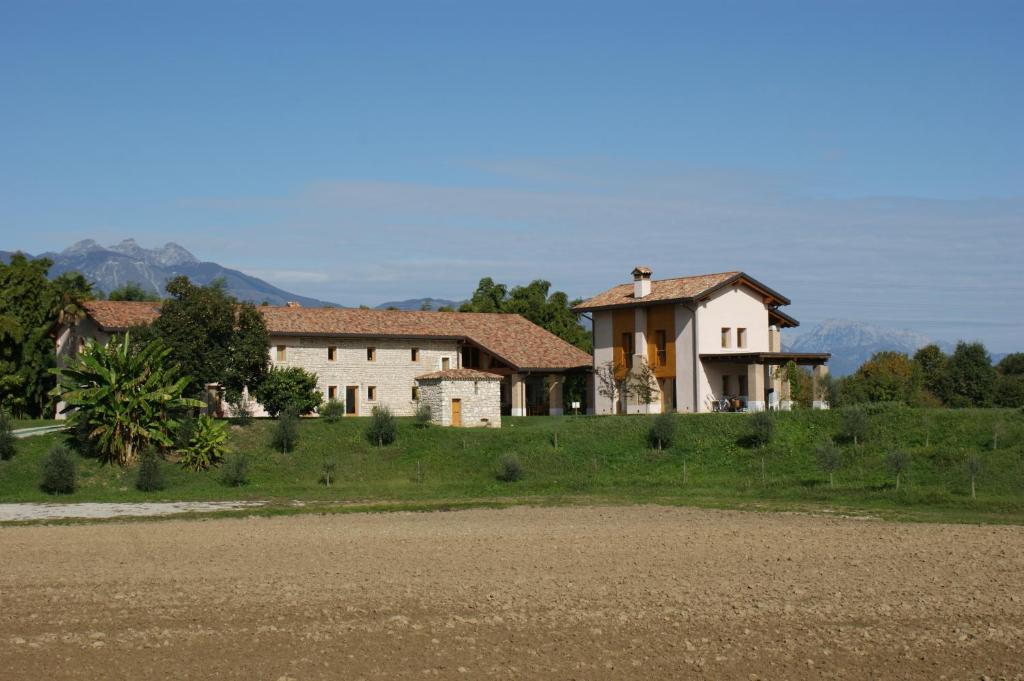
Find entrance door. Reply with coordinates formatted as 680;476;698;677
451;398;462;427
345;386;358;415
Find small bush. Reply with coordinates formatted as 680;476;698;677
174;414;197;451
254;366;323;417
219;453;249;487
814;440;842;487
496;454;522;482
647;412;676;450
414;402;432;428
749;411;775;448
320;457;338;486
135;448;166;492
179;415;229;471
228;394;254;427
272;407;300;453
366;406;397;447
0;410;15;461
320;399;345;423
41;444;76;494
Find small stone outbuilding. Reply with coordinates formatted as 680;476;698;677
415;369;502;428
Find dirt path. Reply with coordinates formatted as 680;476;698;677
0;501;265;522
1;506;1022;680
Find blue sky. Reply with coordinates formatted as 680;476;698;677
1;1;1022;349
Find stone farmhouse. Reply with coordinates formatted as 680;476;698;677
56;301;593;426
573;267;830;414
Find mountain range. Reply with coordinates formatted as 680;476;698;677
1;239;337;307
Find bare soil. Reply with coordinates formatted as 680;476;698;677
1;506;1023;680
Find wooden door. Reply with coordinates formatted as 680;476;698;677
451;399;462;427
345;386;358;415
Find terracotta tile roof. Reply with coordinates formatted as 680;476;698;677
258;307;592;372
81;302;592;372
82;300;162;331
573;271;791;311
416;368;503;381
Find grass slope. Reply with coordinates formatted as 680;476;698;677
1;408;1023;522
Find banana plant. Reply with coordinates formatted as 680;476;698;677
50;333;203;466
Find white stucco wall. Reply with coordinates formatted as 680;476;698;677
591;311;616;415
694;285;771;411
417;378;501;428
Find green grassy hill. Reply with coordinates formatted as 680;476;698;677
2;408;1023;522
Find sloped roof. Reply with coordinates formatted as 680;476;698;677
81;302;592;372
416;368;503;381
259;306;592;371
82;300;162;331
572;271;791;311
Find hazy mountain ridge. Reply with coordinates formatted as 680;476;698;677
375;297;463;311
3;239;338;307
785;319;956;376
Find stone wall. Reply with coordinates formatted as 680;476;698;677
417;378;501;428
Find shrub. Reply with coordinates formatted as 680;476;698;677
179;415;228;471
885;450;912;491
414;402;432;428
647;412;676;450
749;411;774;448
320;457;338;486
41;444;76;494
841;407;869;445
253;366;323;417
272;407;300;453
0;410;15;461
174;414;197;451
496;454;522;482
814;440;842;488
228;393;254;427
219;453;249;487
135;448;166;492
366;406;397;447
320;399;345;423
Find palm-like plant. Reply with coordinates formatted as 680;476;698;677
50;333;202;466
179;414;229;471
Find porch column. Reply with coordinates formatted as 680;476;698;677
510;373;527;416
779;368;793;411
548;375;564;416
812;364;830;410
586;372;595;415
746;363;766;412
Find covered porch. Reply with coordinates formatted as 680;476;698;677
699;352;831;412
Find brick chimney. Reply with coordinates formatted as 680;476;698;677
632;266;652;299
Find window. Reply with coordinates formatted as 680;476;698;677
328;346;337;361
411;386;419;401
654;330;667;367
721;328;731;348
276;345;286;362
737;328;747;349
367;386;377;401
328;385;338;400
621;332;635;369
367;347;376;362
411;347;420;362
441;357;450;370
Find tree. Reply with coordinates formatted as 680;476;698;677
965;454;983;500
595;361;631;414
847;351;922;404
749;411;775;484
997;353;1024;376
147;276;269;397
840;406;869;445
366;406;397;447
108;282;160;301
647;412;676;450
913;344;952;404
994;353;1024;408
460;278;591;352
629;360;659;413
946;342;996;407
0;409;15;461
885;450;911;491
815;440;842;488
254;366;323;417
50;333;203;466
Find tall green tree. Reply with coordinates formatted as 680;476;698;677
144;276;270;397
842;351;922;405
460;278;591;352
946;342;996;407
913;344;952;404
994;352;1024;407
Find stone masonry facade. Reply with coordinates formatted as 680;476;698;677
416;375;502;428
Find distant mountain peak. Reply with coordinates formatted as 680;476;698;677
62;239;104;255
107;239;197;267
786;318;947;376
